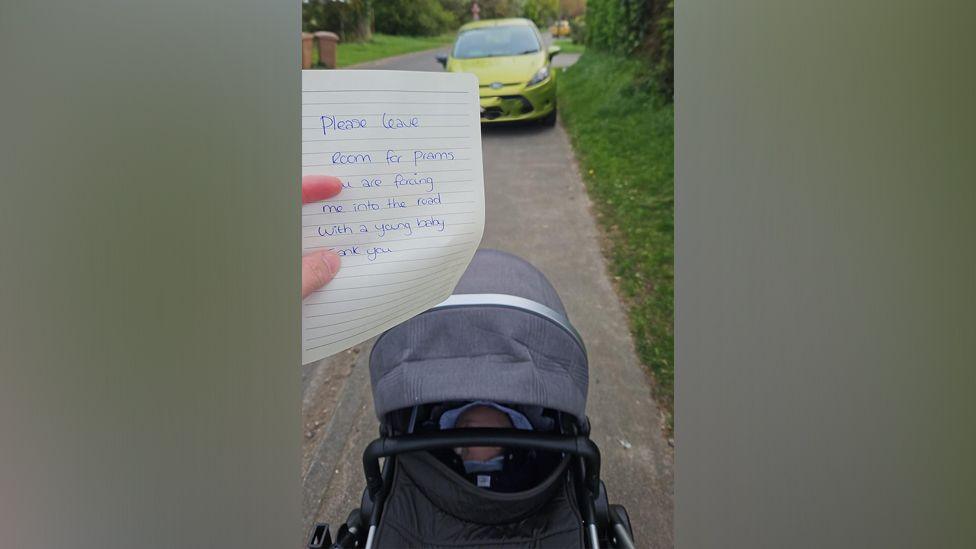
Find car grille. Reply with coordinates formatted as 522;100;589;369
480;95;534;120
482;106;504;120
479;82;522;89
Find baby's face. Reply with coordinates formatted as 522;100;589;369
455;405;512;462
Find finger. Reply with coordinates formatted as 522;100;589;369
301;175;342;204
301;250;341;299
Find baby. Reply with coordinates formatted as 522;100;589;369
455;404;512;465
439;401;534;474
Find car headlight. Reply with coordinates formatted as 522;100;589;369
527;66;551;87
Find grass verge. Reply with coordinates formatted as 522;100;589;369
551;38;586;54
557;51;674;428
312;33;455;68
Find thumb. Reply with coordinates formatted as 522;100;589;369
301;250;341;298
302;175;342;204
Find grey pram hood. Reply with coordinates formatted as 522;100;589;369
370;249;589;421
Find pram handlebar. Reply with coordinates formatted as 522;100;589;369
363;428;601;498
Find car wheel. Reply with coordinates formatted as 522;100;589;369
541;107;557;127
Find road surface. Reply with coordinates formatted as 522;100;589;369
301;46;674;547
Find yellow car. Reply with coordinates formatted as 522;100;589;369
437;18;560;126
549;20;571;38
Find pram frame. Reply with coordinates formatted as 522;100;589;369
314;416;636;549
362;428;601;498
362;428;602;547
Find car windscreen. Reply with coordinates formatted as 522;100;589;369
452;26;540;59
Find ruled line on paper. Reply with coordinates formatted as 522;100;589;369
306;288;452;338
300;69;484;364
302;136;471;143
300;184;475;211
322;260;467;279
306;263;466;294
324;248;474;270
302;101;470;106
305;287;454;320
301;114;469;118
304;232;477;249
302;164;471;177
309;262;471;291
300;241;481;264
306;270;465;305
301;211;477;228
301;88;471;93
304;288;455;323
302;179;477;203
302;146;473;154
305;293;451;351
303;205;476;222
305;287;460;330
304;269;459;305
302;154;472;161
302;158;471;168
299;179;475;200
302;190;476;203
301;127;471;133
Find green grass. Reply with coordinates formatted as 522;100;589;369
551;38;585;54
311;33;455;68
557;52;674;427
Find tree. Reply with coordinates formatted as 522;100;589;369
302;0;372;42
374;0;457;36
440;0;474;25
559;0;586;18
350;0;373;41
522;0;559;27
477;0;521;19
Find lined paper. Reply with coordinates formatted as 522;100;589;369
301;70;485;364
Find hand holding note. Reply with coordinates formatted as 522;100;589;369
301;70;485;364
302;175;344;299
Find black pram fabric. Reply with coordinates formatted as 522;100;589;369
430;446;562;493
373;450;584;548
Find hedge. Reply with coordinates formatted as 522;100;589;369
583;0;674;98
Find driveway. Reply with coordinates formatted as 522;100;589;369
302;46;674;547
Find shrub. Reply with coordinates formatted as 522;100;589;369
475;0;521;19
374;0;457;36
584;0;674;99
439;0;474;25
522;0;558;28
570;14;586;44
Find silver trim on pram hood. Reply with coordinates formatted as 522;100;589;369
429;293;587;355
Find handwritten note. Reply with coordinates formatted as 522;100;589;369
301;70;485;364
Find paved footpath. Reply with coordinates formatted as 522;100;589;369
302;46;674;547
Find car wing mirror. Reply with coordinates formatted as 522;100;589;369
436;54;448;67
547;45;561;60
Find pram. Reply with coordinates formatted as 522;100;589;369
309;249;637;549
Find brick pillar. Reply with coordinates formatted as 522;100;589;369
301;32;314;69
314;31;340;69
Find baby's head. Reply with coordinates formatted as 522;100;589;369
455;404;512;462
